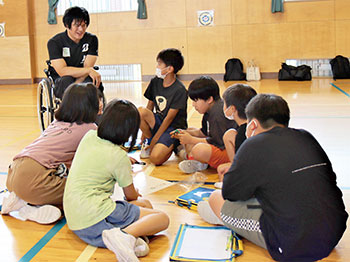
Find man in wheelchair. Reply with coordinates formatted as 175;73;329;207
47;6;104;100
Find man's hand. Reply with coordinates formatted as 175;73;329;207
88;68;101;87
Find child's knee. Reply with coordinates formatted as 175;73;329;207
191;143;211;159
158;211;170;229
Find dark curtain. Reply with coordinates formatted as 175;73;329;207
271;0;284;13
48;0;60;24
137;0;147;19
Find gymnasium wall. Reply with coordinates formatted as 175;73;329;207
0;0;32;83
2;0;350;82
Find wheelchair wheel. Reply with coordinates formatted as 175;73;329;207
37;78;55;132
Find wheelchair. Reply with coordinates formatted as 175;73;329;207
37;61;106;132
37;61;60;132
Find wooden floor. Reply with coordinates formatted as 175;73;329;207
0;79;349;261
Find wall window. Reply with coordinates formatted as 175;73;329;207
57;0;138;16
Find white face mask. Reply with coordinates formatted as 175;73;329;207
155;67;168;79
224;106;234;120
245;120;257;138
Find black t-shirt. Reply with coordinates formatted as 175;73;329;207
200;99;237;150
144;77;188;129
222;127;348;262
235;123;247;152
47;31;98;68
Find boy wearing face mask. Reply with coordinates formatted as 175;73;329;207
138;48;188;166
215;84;257;188
198;94;348;262
171;76;238;174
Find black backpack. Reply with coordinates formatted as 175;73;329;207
278;63;312;81
330;55;350;80
224;58;246;81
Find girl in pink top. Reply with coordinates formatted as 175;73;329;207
1;82;100;224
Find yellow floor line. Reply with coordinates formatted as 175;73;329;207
75;245;98;262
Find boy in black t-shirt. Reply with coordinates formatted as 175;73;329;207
215;84;257;188
198;94;348;262
138;48;188;166
171;76;237;174
47;6;103;99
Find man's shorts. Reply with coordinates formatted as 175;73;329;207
150;113;177;148
208;145;230;169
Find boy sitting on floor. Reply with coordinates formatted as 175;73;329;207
172;76;237;173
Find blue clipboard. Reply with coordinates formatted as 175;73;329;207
170;224;243;262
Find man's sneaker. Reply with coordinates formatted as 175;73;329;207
214;182;223;189
140;142;150;159
1;191;27;214
197;201;223;225
102;228;139;262
135;236;149;257
18;204;61;224
179;160;208;174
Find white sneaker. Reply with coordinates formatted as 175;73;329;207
197;201;223;225
140;143;150;159
1;191;27;214
179;160;208;174
135;236;149;257
102;228;139;262
18;204;61;224
214;182;223;189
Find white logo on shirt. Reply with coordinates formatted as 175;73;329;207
62;47;70;57
82;43;89;52
156;96;167;112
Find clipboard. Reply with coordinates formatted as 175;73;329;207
170;224;243;262
174;186;215;210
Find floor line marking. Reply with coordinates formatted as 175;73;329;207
331;83;350;98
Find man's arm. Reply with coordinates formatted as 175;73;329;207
51;56;101;86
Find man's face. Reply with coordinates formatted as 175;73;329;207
67;19;87;43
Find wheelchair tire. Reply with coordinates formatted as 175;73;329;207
37;79;55;132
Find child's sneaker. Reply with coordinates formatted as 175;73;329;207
102;228;139;262
140;142;150;159
135;236;149;257
54;163;68;177
18;204;61;224
197;201;223;225
214;182;223;189
1;191;27;214
179;160;208;174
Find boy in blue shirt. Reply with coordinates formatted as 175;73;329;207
138;48;188;166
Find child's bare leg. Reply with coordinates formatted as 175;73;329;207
129;198;153;209
138;107;155;138
208;190;225;219
223;129;237;162
150;143;173;165
190;143;212;163
123;208;170;237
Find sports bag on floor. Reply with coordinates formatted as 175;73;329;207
224;58;246;81
330;55;350;80
278;63;312;81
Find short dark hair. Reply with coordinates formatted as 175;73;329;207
157;48;184;74
223;84;257;119
97;99;140;152
188;76;220;101
55;83;99;124
63;6;90;29
245;94;290;128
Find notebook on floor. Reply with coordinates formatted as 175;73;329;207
170;224;243;262
175;186;215;210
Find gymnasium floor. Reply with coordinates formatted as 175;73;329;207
0;78;349;261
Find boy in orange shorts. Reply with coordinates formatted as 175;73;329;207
171;76;237;173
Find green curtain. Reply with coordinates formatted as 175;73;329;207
271;0;284;13
48;0;60;24
137;0;147;19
